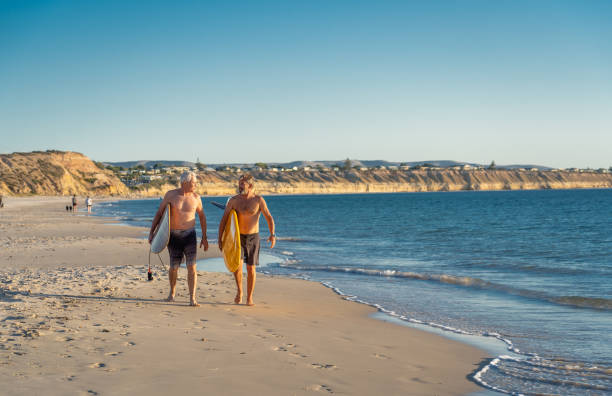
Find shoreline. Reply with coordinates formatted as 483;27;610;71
194;254;513;394
1;197;490;395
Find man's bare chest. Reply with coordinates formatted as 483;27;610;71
236;198;259;215
171;195;197;213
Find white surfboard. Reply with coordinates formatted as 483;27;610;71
150;204;171;254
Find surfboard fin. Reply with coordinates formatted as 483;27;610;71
211;201;226;210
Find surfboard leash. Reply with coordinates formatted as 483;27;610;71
147;249;166;281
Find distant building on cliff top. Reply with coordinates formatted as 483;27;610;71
163;166;191;173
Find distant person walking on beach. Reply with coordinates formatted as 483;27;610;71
72;195;78;212
86;196;93;213
218;173;275;306
149;171;208;307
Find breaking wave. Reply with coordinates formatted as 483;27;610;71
277;263;612;311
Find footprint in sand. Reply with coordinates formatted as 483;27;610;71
265;329;283;338
373;353;390;359
273;343;296;352
274;344;306;357
104;352;122;357
306;384;334;393
89;362;106;368
124;341;136;347
311;363;337;370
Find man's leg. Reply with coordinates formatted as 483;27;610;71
167;266;178;302
187;263;199;307
233;266;243;304
246;264;256;306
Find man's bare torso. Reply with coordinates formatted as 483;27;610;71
231;194;261;234
167;189;200;230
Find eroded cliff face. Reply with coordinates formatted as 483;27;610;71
133;168;612;197
1;151;611;197
0;151;129;196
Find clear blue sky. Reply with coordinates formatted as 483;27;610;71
1;0;611;168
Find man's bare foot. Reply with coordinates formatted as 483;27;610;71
165;295;175;302
246;299;255;306
189;300;200;307
234;293;243;304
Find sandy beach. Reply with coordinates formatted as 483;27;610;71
0;197;489;395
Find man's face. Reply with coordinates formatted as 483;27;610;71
182;179;196;192
238;178;251;195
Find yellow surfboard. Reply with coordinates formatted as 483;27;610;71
222;210;241;273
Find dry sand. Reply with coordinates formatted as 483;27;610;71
0;197;489;395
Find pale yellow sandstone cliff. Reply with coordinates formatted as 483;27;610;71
134;168;612;197
1;151;611;197
0;151;129;196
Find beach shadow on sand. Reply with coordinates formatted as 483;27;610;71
0;291;24;303
0;288;235;307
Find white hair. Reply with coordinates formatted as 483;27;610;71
180;171;196;184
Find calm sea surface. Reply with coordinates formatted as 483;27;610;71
93;189;612;395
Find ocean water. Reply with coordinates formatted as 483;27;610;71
93;189;612;395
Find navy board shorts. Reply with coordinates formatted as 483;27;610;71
240;233;260;266
168;228;197;268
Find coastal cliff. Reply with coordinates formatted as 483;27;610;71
137;167;612;197
0;151;129;196
1;151;611;197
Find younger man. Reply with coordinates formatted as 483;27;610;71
218;174;275;306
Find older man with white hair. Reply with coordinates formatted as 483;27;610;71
149;171;208;307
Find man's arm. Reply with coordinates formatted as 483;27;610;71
217;198;235;250
195;196;209;251
149;192;170;243
259;196;276;248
